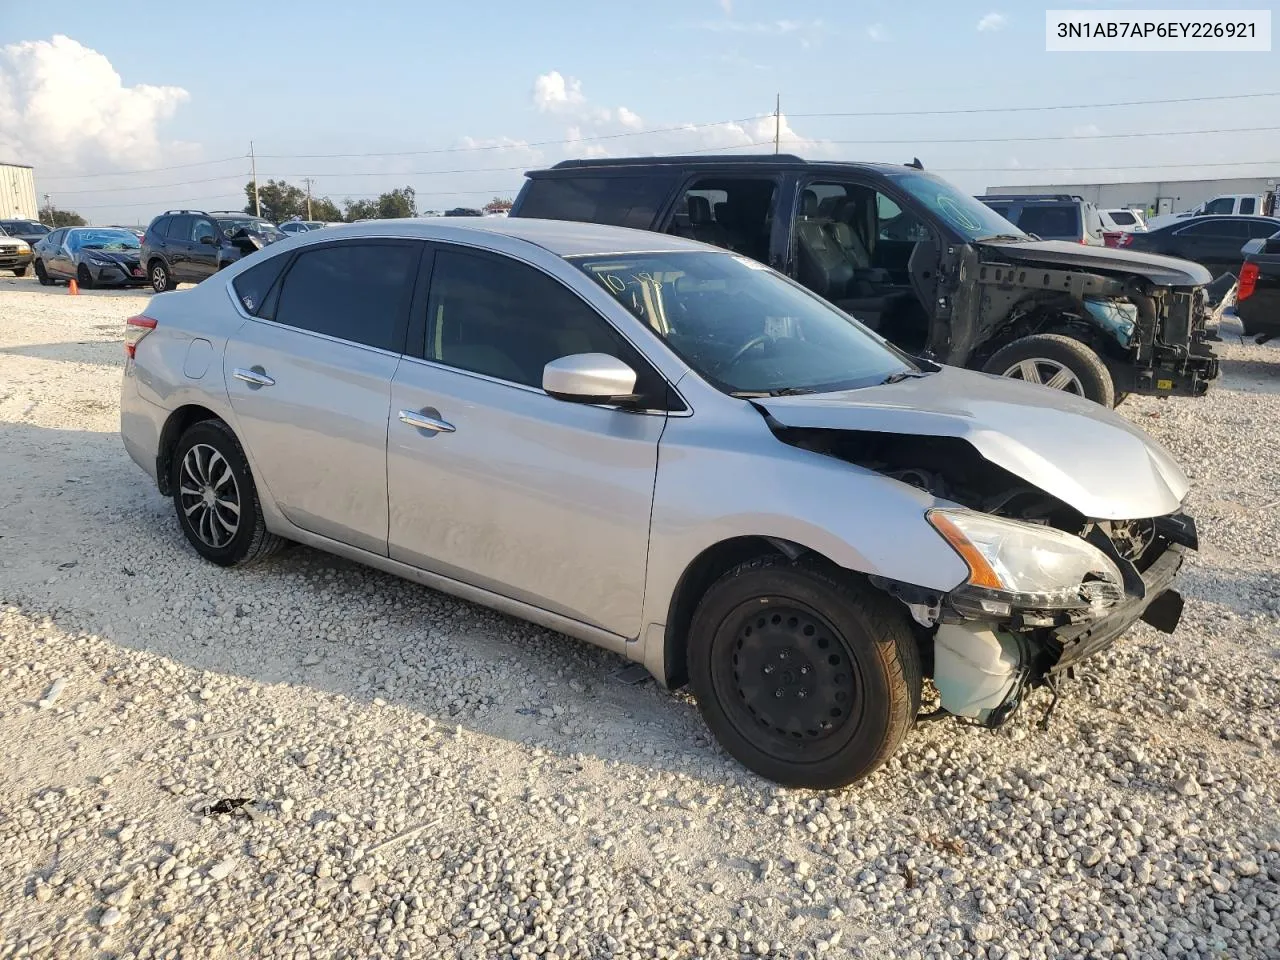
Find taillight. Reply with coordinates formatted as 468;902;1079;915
1117;232;1133;247
124;314;157;358
1239;262;1259;301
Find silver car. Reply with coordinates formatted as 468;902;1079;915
120;219;1198;788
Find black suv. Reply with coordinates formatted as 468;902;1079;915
140;210;285;292
510;155;1222;406
979;194;1106;246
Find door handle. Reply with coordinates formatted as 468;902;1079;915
398;409;455;433
233;367;275;387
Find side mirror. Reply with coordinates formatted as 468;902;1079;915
199;234;216;245
542;353;639;405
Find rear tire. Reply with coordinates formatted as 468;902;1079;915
983;333;1116;407
12;266;27;277
687;556;921;789
171;419;285;567
150;259;172;293
34;260;53;286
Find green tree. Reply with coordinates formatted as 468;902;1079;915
342;187;418;221
310;197;342;221
243;179;345;222
39;205;86;227
485;196;513;213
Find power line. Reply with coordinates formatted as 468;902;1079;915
72;187;522;211
811;124;1280;147
933;158;1280;173
38;155;247;181
790;90;1280;119
53;174;248;195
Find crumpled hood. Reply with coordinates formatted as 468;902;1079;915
979;238;1212;288
759;367;1189;520
80;250;140;265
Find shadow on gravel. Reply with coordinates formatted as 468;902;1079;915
0;340;124;364
0;420;728;784
1219;356;1280;394
0;276;152;298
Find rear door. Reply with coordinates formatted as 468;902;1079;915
1171;219;1252;274
223;239;423;554
43;229;70;277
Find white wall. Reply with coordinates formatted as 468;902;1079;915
0;164;39;219
986;176;1275;214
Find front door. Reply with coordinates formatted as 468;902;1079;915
186;216;221;282
223;239;422;554
387;245;667;638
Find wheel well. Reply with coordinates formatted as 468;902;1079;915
662;536;831;689
156;405;223;495
975;293;1105;367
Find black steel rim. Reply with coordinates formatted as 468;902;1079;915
711;599;865;761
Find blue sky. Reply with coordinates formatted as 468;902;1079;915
2;0;1276;223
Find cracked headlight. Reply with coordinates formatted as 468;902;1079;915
928;509;1124;618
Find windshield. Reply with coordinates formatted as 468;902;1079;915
887;171;1026;242
573;251;914;395
2;220;49;235
67;229;141;251
217;217;284;239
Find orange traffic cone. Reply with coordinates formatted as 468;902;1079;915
67;278;79;296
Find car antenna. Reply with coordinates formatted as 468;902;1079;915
906;157;924;170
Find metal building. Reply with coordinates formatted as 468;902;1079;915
985;175;1278;217
1;162;39;219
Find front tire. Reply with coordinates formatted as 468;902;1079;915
171;419;285;567
983;333;1116;407
688;556;921;789
12;265;28;277
34;260;53;286
150;259;172;293
76;264;95;290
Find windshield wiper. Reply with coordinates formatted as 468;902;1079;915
880;370;933;385
729;386;815;398
976;233;1032;243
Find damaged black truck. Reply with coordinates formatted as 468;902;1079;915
510;155;1225;407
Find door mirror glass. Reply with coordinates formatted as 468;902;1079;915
542;353;638;404
199;234;216;245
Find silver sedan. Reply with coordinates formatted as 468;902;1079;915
119;219;1197;788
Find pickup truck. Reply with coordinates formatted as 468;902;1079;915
1238;234;1280;342
1148;192;1276;230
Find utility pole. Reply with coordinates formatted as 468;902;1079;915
250;141;261;217
42;192;51;218
303;178;314;220
774;94;781;155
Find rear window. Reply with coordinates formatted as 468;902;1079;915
1015;205;1081;239
515;175;672;229
232;253;291;317
1109;210;1137;226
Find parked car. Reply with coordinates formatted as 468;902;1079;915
32;227;147;287
1147;192;1275;230
140;210;285;293
0;218;52;251
1100;208;1147;234
1237;231;1280;341
0;223;34;276
979;195;1106;246
120;218;1199;788
1126;215;1280;277
279;220;334;235
509;156;1222;406
109;225;147;240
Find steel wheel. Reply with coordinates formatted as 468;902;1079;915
721;604;863;749
178;443;240;548
1001;358;1084;394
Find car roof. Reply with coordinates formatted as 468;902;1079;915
528;154;916;178
1173;214;1280;226
304;217;711;257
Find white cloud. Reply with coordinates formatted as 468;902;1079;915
697;19;817;34
867;23;888;42
718;0;732;12
977;12;1007;32
617;106;643;130
532;70;584;112
0;35;192;174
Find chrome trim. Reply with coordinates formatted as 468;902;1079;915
232;367;275;387
398;408;456;433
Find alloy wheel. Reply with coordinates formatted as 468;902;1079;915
1001;358;1084;394
178;443;241;548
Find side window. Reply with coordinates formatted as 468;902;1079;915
666;177;776;261
166;215;191;240
190;218;216;243
48;229;66;247
1240;197;1257;215
1247;220;1279;239
425;248;666;402
273;242;419;351
875;192;929;242
517;175;672;229
1203;197;1234;215
149;216;170;238
232;253;291;317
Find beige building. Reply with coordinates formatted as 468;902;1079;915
0;162;38;219
985;176;1277;217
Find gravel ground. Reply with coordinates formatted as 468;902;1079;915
1;273;1278;960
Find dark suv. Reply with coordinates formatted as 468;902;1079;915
979;194;1106;246
509;156;1223;406
141;210;285;292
